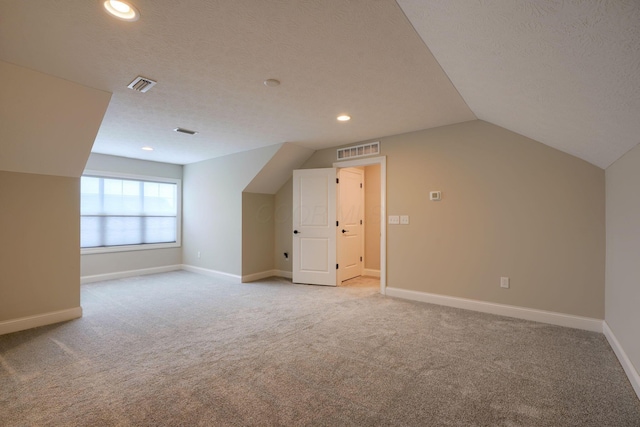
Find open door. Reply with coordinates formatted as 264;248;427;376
292;168;337;286
337;167;364;283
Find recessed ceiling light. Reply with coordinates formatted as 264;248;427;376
103;0;140;22
337;115;351;122
141;146;153;151
264;79;280;87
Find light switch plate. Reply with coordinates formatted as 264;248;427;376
388;215;400;225
400;215;409;225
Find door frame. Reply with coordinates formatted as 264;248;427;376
333;156;386;295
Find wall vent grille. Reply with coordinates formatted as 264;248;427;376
127;76;157;93
337;141;380;160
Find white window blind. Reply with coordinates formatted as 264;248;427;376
81;174;179;250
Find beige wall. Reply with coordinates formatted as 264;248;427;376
364;164;381;271
605;142;640;376
84;153;183;180
242;193;275;276
0;171;80;321
277;120;605;318
0;61;111;177
182;145;280;276
0;63;109;330
81;154;183;277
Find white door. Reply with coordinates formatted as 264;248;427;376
337;168;364;283
292;168;337;286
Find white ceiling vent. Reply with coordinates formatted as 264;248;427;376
174;127;198;135
127;76;157;93
337;141;380;160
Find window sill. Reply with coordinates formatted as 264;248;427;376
81;242;181;255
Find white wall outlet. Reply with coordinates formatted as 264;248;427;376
500;277;510;289
388;215;400;225
400;215;410;225
430;191;441;201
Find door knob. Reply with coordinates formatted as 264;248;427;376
293;230;300;234
341;229;349;233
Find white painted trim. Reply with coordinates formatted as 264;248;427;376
363;268;380;278
241;270;279;283
334;155;386;295
181;264;241;281
604;322;640;400
239;270;294;282
274;270;293;279
81;242;180;255
0;307;82;336
386;287;603;332
81;265;182;284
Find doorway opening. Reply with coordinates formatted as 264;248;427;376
334;156;386;295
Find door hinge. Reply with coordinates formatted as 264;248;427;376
336;264;339;270
360;183;363;188
336;178;339;184
360;256;363;262
360;219;363;225
336;221;339;226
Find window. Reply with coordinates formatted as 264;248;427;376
81;171;181;253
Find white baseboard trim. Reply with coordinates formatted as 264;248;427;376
81;265;182;284
385;287;603;332
363;268;380;278
0;307;82;336
242;270;293;282
241;270;278;283
603;321;640;400
181;264;241;281
275;270;293;279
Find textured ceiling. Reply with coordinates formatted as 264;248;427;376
3;1;637;168
398;0;640;168
0;0;474;165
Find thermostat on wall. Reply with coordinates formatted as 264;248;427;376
429;191;441;201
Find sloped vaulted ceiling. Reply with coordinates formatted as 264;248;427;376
0;61;111;177
398;0;640;168
1;1;637;168
244;143;315;194
0;0;474;165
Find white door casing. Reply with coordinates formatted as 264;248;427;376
337;168;364;283
292;168;337;286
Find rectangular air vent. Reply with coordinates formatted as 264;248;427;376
127;76;157;93
337;141;380;160
173;127;198;135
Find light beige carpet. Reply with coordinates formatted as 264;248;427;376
1;271;639;426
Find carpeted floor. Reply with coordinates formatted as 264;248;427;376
1;271;639;426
